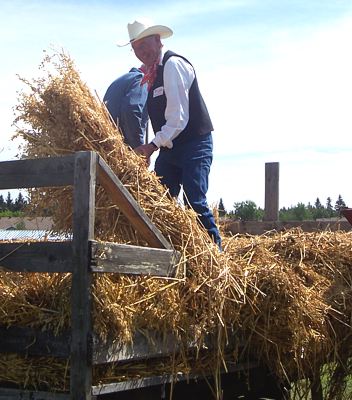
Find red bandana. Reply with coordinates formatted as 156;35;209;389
140;59;160;91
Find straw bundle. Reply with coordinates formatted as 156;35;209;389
0;50;351;398
11;50;240;345
1;229;351;397
224;230;352;390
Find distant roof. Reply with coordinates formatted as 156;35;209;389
0;217;53;231
0;230;71;241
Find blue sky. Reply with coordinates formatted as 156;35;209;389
1;0;352;210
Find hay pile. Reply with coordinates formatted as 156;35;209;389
0;50;351;398
10;50;237;345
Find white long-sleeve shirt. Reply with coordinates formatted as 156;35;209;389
152;49;196;149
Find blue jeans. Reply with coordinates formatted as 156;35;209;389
155;133;222;249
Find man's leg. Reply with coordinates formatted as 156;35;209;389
181;135;222;249
155;150;182;198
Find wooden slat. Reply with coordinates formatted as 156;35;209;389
0;242;73;272
93;330;244;365
97;156;171;250
90;241;179;277
341;208;352;226
92;361;259;395
93;331;178;364
0;154;75;189
0;388;71;399
70;151;96;400
310;371;324;400
0;326;70;358
92;376;171;396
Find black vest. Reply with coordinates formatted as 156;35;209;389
147;51;213;146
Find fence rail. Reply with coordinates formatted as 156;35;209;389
0;151;179;400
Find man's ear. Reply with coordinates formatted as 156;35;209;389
155;35;162;46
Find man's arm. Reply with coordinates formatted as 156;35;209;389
103;79;124;125
134;56;195;158
120;75;149;149
153;57;195;148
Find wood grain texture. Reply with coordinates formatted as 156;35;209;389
91;241;179;277
0;154;75;189
97;156;171;250
0;241;73;272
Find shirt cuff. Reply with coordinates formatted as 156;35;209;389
153;134;173;149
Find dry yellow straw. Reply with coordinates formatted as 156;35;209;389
0;49;350;399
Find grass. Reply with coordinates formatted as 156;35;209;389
290;363;352;399
0;211;25;217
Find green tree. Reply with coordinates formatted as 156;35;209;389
13;192;27;212
335;194;346;213
312;197;324;220
0;195;5;212
292;203;308;220
280;203;313;221
218;198;226;218
326;197;335;218
233;200;263;221
5;192;13;211
314;198;322;209
229;196;348;222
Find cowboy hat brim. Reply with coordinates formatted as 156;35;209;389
117;25;173;47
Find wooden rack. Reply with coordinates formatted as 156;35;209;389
0;151;182;399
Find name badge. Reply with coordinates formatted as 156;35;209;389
153;86;164;98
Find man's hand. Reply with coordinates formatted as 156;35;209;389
134;143;158;161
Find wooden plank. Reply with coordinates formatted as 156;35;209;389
310;371;324;400
0;242;73;272
70;151;96;400
0;326;70;358
341;208;352;226
90;241;179;277
0;388;71;399
93;331;245;365
97;156;171;250
93;331;178;364
0;154;75;190
92;376;171;395
264;162;279;221
92;361;258;395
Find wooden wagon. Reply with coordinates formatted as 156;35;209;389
0;151;288;400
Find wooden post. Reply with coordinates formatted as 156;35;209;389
97;156;171;249
70;152;96;400
264;162;279;221
310;371;323;400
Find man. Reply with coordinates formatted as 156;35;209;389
103;67;148;149
120;19;221;249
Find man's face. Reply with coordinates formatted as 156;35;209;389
131;35;161;66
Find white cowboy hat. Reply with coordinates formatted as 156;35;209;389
117;19;173;47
